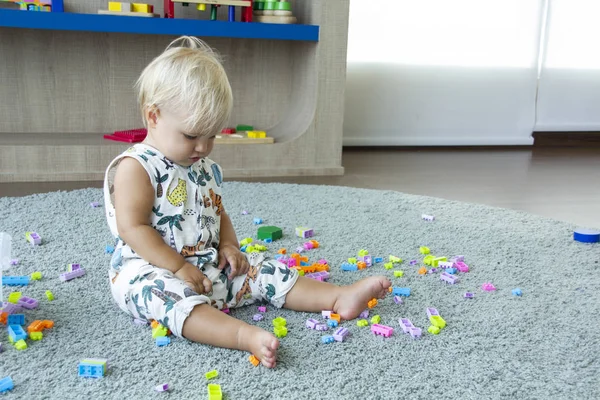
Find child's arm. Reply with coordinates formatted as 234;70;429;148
217;210;250;278
113;158;212;294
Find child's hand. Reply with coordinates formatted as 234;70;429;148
218;244;250;279
174;263;213;295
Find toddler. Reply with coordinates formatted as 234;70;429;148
103;36;390;368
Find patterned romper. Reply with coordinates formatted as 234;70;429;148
103;144;298;338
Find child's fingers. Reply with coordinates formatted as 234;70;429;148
202;277;213;294
228;261;238;279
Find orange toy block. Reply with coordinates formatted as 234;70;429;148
151;320;159;328
418;266;428;275
313;263;329;272
309;240;320;248
27;320;45;333
0;312;7;325
329;313;341;323
42;320;54;329
249;354;260;367
357;261;367;270
290;253;309;264
367;298;378;309
277;248;287;255
301;266;316;274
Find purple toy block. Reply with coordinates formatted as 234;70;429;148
10;259;19;266
398;318;415;333
426;307;440;318
69;263;81;271
60;268;86;282
241;210;249;215
315;323;328;331
252;314;264;322
322;310;332;319
409;260;418;265
455;262;469;273
393;296;403;305
453;255;465;262
358;255;372;267
90;201;100;208
409;327;422;338
17;296;38;310
221;308;230;314
464;292;474;299
428;268;438;274
438;261;454;269
306;318;319;329
295;246;305;254
155;383;169;392
333;327;349;342
1;302;22;315
306;271;330;282
133;318;149;326
440;272;459;284
482;282;496;291
258;306;267;313
359;310;369;319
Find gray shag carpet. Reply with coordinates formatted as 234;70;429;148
1;182;599;400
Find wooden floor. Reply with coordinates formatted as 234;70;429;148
2;148;599;228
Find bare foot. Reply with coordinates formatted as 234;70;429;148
333;276;391;320
238;325;280;368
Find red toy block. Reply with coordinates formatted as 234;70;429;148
221;127;237;134
103;128;147;143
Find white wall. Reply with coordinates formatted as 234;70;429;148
343;0;545;146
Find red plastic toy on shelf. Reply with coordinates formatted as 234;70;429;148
103;128;147;143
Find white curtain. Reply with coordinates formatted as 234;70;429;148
535;0;600;131
343;0;545;146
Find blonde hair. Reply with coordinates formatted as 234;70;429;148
136;36;233;137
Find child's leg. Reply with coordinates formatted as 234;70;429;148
181;304;279;368
283;276;391;320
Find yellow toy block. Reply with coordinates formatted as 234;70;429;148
428;325;440;335
14;339;27;350
429;315;446;329
272;317;287;327
205;369;219;380
393;270;404;278
31;271;42;280
240;237;253;246
273;326;287;338
46;290;54;301
370;315;381;324
419;246;430;255
384;262;393;270
247;131;266;139
432;257;447;267
109;2;132;11
30;331;43;341
152;324;168;338
357;319;369;327
389;255;402;263
8;292;21;304
207;383;222;400
423;255;434;266
132;3;152;12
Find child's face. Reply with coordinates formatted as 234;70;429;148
146;108;215;167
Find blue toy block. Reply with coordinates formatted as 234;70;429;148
240;245;248;253
156;337;171;347
321;335;334;344
51;0;64;12
253;218;263;225
391;287;411;297
446;268;457;275
327;319;338;328
0;376;14;393
341;263;358;272
8;325;27;342
7;314;25;325
300;261;309;266
512;288;522;296
264;238;272;243
105;245;115;254
274;254;284;260
2;276;30;286
78;363;105;378
374;257;384;263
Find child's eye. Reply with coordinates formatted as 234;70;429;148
183;133;197;140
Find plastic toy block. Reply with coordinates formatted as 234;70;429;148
392;287;411;297
240;237;253;246
394;270;404;278
257;226;282;241
418;266;428;275
273;326;287;338
398;318;415;333
295;227;314;239
2;276;30;286
295;246;305;254
371;323;394;338
481;282;496;291
357;249;369;256
155;383;169;392
1;302;21;314
0;376;14;393
14;339;27;350
236;124;254;131
152;325;168;338
327;319;338;328
252;314;264;322
59;268;86;282
333;327;349;342
422;214;435;221
205;370;219;380
357;310;368;320
27;320;45;333
105;245;115;254
303;242;314;250
348;257;357;264
438;261;454;269
103;128;147;143
358;255;372;267
277;248;286;255
455;262;469;273
221;127;236;134
248;354;260;367
419;246;430;255
10;259;19;265
409;259;418;265
132;3;153;12
0;313;6;324
321;310;332;319
446;268;457;275
220;308;230;314
367;298;378;309
341;263;358;272
7;314;24;325
315;323;328;331
253;218;263;225
8;292;21;304
374;257;384;263
321;335;334;344
313;263;329;272
46;290;54;301
389;255;402;263
464;292;474;299
30;331;43;341
306;271;330;282
290;253;308;264
384;262;394;270
109;1;132;12
357;319;369;327
272;317;287;327
451;255;465;262
440;272;459;284
90;201;100;208
512;288;522;296
356;261;367;270
30;271;42;280
429;315;446;329
241;210;249;215
25;231;42;245
8;325;27;342
574;228;600;243
150;320;160;329
431;257;448;267
17;296;38;310
393;296;403;305
423;255;434;266
42;320;54;329
318;258;329;265
370;315;381;324
305;318;319;329
78;363;105;378
69;263;80;271
428;325;440;335
156;336;171;346
264;238;272;243
246;245;256;253
247;130;267;138
253;244;268;251
258;306;267;313
329;313;340;323
428;268;439;274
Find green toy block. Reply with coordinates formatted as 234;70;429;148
207;383;222;400
370;315;381;324
31;271;42;280
46;290;54;301
14;339;27;350
8;292;21;304
393;270;404;277
257;226;283;241
152;325;168;338
205;369;219;380
419;246;430;255
348;257;357;264
30;331;43;341
384;262;393;270
357;319;369;327
236;124;254;131
272;317;287;327
389;255;402;263
273;326;287;338
428;325;441;335
429;315;446;329
240;237;253;246
358;249;369;256
432;257;448;267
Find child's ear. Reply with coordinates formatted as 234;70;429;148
145;106;160;128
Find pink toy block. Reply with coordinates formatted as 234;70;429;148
482;282;496;291
303;242;314;250
333;327;349;342
306;318;319;329
455;262;469;273
59;268;86;282
221;308;230;314
17;296;38;310
321;310;332;319
103;128;147;143
318;259;329;265
258;306;267;313
371;323;394;338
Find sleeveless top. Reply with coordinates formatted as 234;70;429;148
103;143;224;275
